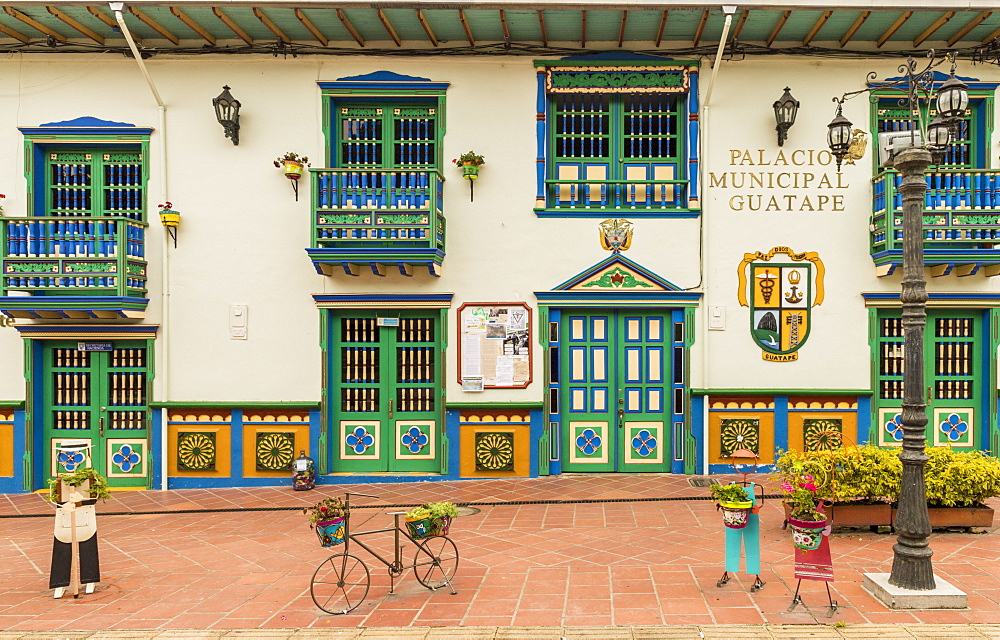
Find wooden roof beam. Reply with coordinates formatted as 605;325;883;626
947;11;989;46
294;8;327;47
618;10;627;48
4;6;65;41
377;9;401;47
169;6;215;45
212;7;252;45
840;10;870;48
253;8;287;43
876;11;912;48
802;10;831;46
731;9;749;41
46;6;102;44
500;9;510;42
459;8;474;46
416;9;436;47
0;18;27;43
692;10;708;47
914;11;954;47
129;6;179;45
581;10;586;48
538;10;547;47
766;10;791;48
654;10;666;48
336;9;364;47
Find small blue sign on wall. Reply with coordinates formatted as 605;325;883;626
376;317;400;327
77;342;113;351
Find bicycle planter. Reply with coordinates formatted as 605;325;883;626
315;517;346;547
788;516;828;551
310;492;460;616
718;500;754;529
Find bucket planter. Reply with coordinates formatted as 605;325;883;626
315;517;347;547
461;163;480;180
718;500;754;529
405;516;432;539
281;160;304;179
788;516;828;550
405;501;459;539
159;209;180;227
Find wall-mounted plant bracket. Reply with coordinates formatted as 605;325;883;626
158;201;179;248
275;153;310;202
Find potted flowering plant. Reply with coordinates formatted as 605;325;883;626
778;471;828;550
453;151;484;180
710;483;753;529
274;152;310;180
157;201;179;228
404;501;458;539
303;496;348;547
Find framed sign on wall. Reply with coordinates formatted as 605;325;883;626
457;303;532;389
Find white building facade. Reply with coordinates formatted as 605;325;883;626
1;1;999;491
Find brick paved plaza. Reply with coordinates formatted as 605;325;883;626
3;474;1000;636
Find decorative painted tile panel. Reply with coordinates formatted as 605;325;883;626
720;418;759;456
177;431;216;471
475;432;515;471
803;418;843;451
256;432;295;471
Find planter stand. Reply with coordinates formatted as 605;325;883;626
717;480;765;593
786;511;837;617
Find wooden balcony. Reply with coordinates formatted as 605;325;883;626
871;169;1000;277
540;176;693;217
306;168;445;277
0;217;147;318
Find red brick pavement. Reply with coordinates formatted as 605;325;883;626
1;474;999;630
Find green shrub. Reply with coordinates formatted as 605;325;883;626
710;483;751;504
924;448;1000;507
774;445;1000;507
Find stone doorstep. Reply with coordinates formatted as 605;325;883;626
863;572;969;610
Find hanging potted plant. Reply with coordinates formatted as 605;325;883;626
453;151;485;180
404;501;459;539
303;495;349;548
779;471;828;550
711;483;754;529
274;151;311;179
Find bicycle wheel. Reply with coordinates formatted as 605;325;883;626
412;535;459;590
310;553;370;615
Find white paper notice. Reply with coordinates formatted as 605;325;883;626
462;335;482;375
495;356;515;386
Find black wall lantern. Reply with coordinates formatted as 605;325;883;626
213;85;241;146
826;100;853;171
773;87;799;147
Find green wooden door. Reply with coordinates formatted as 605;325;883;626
875;311;983;449
560;311;670;472
332;312;441;472
43;341;150;488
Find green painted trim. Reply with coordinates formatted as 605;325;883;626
534;59;699;68
690;389;873;396
446;402;544;409
0;401;24;408
151;401;319;409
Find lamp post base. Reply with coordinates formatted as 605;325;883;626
863;573;967;610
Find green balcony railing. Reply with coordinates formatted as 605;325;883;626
308;168;445;275
871;168;1000;273
1;217;147;297
311;168;444;248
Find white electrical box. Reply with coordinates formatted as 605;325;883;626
230;304;248;339
709;306;726;330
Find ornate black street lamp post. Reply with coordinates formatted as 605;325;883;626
827;52;967;591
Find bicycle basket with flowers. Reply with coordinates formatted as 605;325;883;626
404;501;458;539
303;496;349;547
